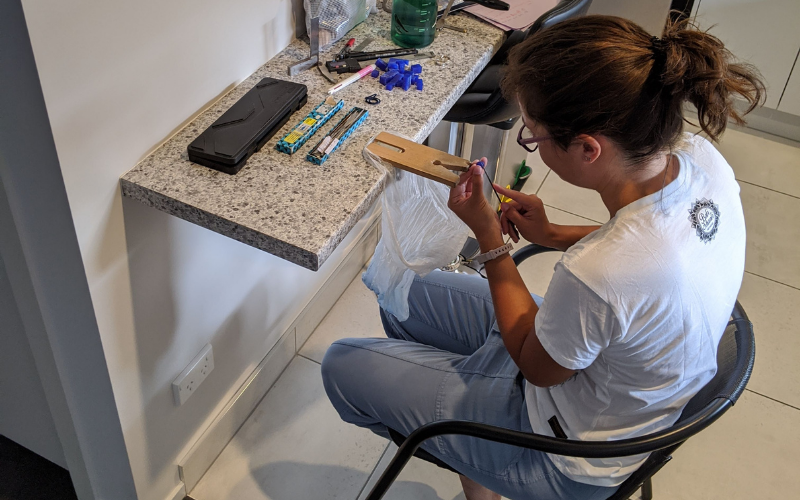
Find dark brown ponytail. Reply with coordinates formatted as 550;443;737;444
501;14;766;164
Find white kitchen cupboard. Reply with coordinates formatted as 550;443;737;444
693;0;800;110
778;56;800;116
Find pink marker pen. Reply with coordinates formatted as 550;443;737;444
328;64;377;94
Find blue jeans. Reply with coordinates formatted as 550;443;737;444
321;270;616;500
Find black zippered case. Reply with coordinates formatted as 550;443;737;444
187;77;308;175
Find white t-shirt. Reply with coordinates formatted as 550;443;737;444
526;133;746;487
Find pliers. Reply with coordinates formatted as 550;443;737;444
335;38;355;61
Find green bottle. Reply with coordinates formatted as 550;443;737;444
390;0;437;48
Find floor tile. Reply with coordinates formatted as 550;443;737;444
521;151;551;196
739;181;800;289
299;274;386;364
536;171;609;224
190;357;388;500
691;125;800;198
358;443;466;500
358;443;513;500
513;207;600;298
736;272;800;408
652;390;800;499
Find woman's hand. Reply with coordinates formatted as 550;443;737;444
493;184;555;246
448;158;500;238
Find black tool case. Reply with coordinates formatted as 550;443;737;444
187;78;308;174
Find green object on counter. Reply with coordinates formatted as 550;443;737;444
391;0;437;48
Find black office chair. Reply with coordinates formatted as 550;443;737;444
364;243;756;500
443;0;594;129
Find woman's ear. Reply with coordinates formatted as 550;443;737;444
575;134;601;163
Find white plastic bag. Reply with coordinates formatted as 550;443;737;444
362;134;469;321
305;0;377;50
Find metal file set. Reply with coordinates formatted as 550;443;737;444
306;107;369;165
276;97;368;165
276;96;344;154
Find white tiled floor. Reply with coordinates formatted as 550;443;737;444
190;125;800;500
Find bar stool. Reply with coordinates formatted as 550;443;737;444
439;0;594;202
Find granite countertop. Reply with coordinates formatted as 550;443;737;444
120;12;504;271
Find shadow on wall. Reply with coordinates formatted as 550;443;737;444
252;461;466;500
288;0;306;39
121;195;293;488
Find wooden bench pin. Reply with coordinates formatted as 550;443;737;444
365;132;471;187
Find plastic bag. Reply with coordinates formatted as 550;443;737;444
305;0;377;50
362;134;470;321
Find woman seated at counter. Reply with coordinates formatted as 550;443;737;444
321;15;764;500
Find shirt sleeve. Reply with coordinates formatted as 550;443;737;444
535;263;618;371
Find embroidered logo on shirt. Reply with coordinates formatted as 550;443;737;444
688;198;720;243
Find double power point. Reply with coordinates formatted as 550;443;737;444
172;344;214;406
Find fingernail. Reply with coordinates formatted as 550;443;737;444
500;203;508;211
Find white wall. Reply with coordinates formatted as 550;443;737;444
588;0;672;35
693;0;800;109
0;246;66;468
19;2;362;500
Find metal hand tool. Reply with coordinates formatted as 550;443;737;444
309;107;368;159
288;17;320;76
336;38;355;60
436;0;508;32
326;51;433;74
351;36;375;53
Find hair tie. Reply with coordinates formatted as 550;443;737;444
650;36;668;64
650;36;666;54
649;36;668;80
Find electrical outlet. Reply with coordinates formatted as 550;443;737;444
172;344;214;406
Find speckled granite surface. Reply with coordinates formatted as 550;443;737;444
120;12;504;271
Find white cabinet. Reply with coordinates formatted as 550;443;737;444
694;0;800;109
778;55;800;115
588;0;672;35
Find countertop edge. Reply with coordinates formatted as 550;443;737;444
120;178;321;270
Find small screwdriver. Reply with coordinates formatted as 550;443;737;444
475;160;520;242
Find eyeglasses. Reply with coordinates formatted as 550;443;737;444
517;125;551;153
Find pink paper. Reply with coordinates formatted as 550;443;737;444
465;0;557;31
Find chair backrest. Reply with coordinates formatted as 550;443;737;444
608;302;756;500
528;0;593;36
677;302;755;421
454;0;592;127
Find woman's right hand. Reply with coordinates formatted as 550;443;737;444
493;184;555;246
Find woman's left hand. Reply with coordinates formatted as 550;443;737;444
447;158;500;237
